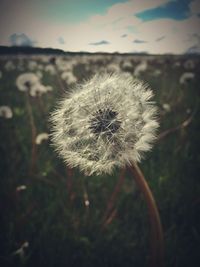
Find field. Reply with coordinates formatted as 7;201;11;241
0;53;200;267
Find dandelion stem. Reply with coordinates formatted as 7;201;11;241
25;92;37;175
102;168;125;227
129;163;164;267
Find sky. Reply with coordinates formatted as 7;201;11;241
0;0;200;54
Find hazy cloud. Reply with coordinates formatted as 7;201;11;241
155;36;165;42
89;40;110;46
9;33;34;47
133;39;148;43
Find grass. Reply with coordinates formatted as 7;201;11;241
0;53;200;267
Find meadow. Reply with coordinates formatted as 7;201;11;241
0;52;199;267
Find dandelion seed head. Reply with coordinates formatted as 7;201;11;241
50;73;158;176
35;133;49;145
0;105;13;119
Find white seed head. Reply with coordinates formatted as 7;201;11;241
35;133;49;145
0;105;13;119
50;73;159;176
16;73;40;91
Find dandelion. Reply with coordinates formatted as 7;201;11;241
134;60;148;77
30;84;52;97
50;72;163;266
16;73;40;92
0;105;13;119
35;133;49;145
45;64;56;75
50;73;158;176
61;71;77;85
179;72;195;85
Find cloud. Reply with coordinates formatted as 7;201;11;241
185;45;200;54
0;0;200;54
58;37;65;44
89;40;110;46
121;34;128;38
155;35;165;42
9;33;34;46
133;39;148;43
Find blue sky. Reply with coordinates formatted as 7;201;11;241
0;0;200;54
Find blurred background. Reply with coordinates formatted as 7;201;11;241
0;1;200;267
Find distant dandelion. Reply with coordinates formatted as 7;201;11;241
61;71;77;85
16;73;40;92
35;133;49;145
179;72;195;85
134;60;148;77
50;73;158;176
16;72;52;96
0;105;13;119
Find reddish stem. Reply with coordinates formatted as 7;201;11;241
102;168;126;227
129;163;164;267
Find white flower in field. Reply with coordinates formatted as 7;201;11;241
106;63;120;73
61;71;77;85
45;64;56;75
16;73;40;92
179;72;195;85
50;73;158;176
30;84;52;97
0;106;13;119
35;133;49;145
5;60;15;71
121;60;133;72
134;61;148;77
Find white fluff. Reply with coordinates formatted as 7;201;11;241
50;73;159;176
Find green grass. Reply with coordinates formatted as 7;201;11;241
0;54;200;267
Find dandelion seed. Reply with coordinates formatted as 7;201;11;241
50;73;158;176
35;133;49;145
0;105;13;119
